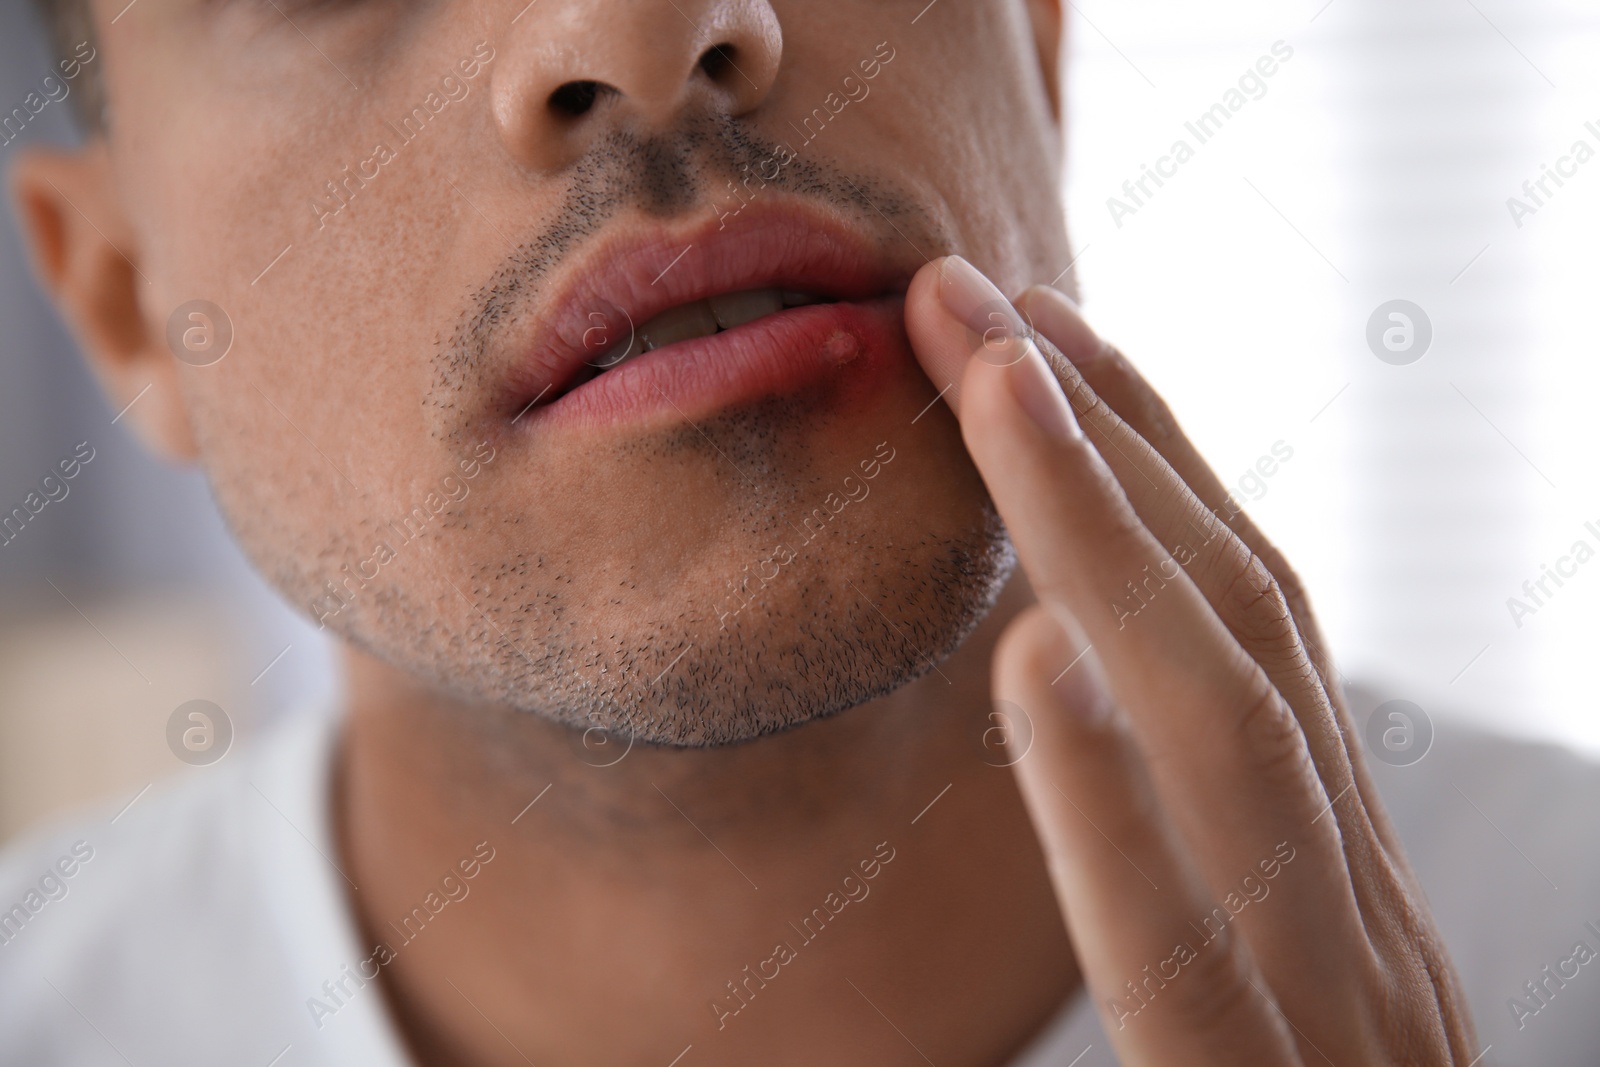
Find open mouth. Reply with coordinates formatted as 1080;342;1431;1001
503;202;921;430
551;289;836;400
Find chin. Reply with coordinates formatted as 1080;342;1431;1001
493;396;1013;746
339;476;1014;749
512;500;1016;748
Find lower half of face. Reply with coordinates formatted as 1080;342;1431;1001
218;333;1013;746
155;1;1063;747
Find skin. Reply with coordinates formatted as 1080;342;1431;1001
13;0;1475;1063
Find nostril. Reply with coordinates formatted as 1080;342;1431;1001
698;43;739;85
549;80;606;118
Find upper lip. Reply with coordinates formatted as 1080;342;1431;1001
506;199;920;412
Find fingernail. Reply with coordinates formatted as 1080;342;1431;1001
938;255;1030;347
1010;342;1081;441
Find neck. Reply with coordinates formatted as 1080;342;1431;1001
335;573;1079;1067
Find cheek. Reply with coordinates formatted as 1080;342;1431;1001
896;40;1064;285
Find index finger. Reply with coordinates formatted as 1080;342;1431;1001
905;258;1370;1026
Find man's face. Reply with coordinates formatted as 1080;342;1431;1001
97;0;1068;744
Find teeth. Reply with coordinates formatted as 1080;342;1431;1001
585;288;833;377
591;332;641;369
709;288;784;329
639;301;720;351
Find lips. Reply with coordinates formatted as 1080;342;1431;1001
504;203;920;431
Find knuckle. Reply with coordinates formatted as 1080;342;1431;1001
1034;363;1128;476
1165;929;1265;1034
1231;683;1316;788
1061;368;1113;429
1223;553;1302;660
1259;543;1313;620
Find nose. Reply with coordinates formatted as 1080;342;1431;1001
491;0;784;173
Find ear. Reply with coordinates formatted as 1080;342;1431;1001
1024;0;1064;123
9;143;199;461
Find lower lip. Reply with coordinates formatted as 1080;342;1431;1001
521;296;910;432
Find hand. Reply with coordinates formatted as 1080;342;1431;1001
903;256;1478;1064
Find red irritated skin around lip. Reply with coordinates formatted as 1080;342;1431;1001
503;204;921;432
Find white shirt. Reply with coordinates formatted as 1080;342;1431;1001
2;705;1597;1065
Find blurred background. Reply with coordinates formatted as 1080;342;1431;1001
0;0;338;842
0;0;1595;844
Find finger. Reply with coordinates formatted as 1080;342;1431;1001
1015;286;1404;867
996;605;1301;1065
907;258;1323;827
1014;288;1317;652
908;259;1337;834
1015;292;1343;775
903;255;1031;420
1012;302;1477;1058
1016;286;1337;694
913;263;1338;766
956;329;1370;1051
907;258;1371;1041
